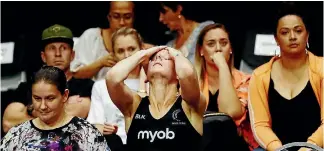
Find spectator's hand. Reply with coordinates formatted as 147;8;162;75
100;54;118;67
166;47;183;60
211;51;227;68
103;123;118;135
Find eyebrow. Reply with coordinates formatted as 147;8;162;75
111;12;133;15
32;95;41;98
205;38;228;42
32;94;56;98
206;39;216;42
280;25;303;30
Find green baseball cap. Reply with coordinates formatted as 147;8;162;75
41;24;74;48
42;24;73;40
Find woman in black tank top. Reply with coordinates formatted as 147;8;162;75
106;46;206;151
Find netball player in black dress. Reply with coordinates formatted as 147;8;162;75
106;46;206;151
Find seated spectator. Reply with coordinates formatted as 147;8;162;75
71;1;152;80
195;23;258;150
158;2;214;63
87;27;147;149
248;2;323;151
0;66;109;150
2;24;94;133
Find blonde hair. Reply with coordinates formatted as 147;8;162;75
111;27;143;52
194;23;235;88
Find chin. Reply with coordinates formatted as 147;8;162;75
39;115;52;123
285;49;305;55
55;65;67;71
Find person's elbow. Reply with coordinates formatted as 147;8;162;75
106;69;119;85
221;103;244;120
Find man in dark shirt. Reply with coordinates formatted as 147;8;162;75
2;24;94;133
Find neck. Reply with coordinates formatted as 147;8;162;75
65;69;73;81
280;52;308;71
177;19;197;36
38;111;67;129
127;65;141;79
205;62;219;84
149;78;178;111
102;28;113;53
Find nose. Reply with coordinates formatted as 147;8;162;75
40;100;47;110
159;13;164;22
124;51;130;58
215;42;222;52
119;18;125;26
55;48;62;57
289;30;297;41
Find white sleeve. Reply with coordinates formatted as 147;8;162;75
86;81;105;125
70;28;98;72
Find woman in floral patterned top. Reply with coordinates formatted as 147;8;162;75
194;23;258;150
0;66;110;151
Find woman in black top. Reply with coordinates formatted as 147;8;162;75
106;46;206;151
248;2;323;151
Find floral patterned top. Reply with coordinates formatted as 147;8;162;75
0;117;110;151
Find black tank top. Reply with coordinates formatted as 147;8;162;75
207;90;219;112
268;79;321;145
126;96;202;151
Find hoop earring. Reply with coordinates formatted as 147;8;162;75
274;48;281;57
306;42;309;55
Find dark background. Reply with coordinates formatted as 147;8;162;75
1;1;323;75
1;1;323;137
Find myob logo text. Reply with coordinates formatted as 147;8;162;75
137;128;175;142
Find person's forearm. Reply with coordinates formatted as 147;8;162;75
218;65;243;120
306;124;323;147
174;54;200;105
106;51;144;84
73;60;103;79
